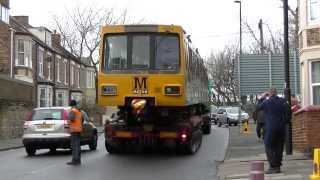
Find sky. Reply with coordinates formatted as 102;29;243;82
10;0;297;58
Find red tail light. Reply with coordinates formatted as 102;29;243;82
63;110;70;129
179;128;189;142
23;121;31;129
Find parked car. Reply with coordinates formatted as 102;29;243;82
22;107;98;156
216;107;229;127
225;107;249;126
209;105;218;124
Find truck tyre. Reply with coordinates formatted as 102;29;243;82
202;123;211;134
89;133;98;150
25;145;36;156
105;140;117;154
178;129;202;155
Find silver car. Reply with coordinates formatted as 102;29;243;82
22;107;98;156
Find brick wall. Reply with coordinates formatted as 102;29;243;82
293;106;320;154
0;21;11;75
0;101;32;139
0;75;35;139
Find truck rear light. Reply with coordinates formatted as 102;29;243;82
179;128;189;142
180;133;188;142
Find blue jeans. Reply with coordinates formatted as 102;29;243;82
70;132;81;163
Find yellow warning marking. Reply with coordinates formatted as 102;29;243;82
310;149;320;180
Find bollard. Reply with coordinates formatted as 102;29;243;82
250;161;264;180
310;148;320;180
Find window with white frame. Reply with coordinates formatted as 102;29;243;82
56;90;67;106
64;59;68;84
311;61;320;105
38;48;44;77
0;4;9;24
47;52;52;81
16;39;32;68
77;65;80;88
309;0;320;23
71;63;74;85
56;56;61;82
87;70;95;88
38;86;53;107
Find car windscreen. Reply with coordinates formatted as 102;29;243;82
104;33;180;73
227;108;240;114
32;109;63;121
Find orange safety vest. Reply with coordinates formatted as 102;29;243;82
70;108;83;133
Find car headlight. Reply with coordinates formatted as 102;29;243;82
101;85;117;96
164;86;181;95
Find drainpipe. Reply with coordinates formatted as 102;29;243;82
10;27;15;78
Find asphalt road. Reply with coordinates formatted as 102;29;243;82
0;126;229;180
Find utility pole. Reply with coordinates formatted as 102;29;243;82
258;19;264;54
283;0;292;155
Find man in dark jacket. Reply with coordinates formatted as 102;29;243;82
256;88;288;174
253;107;265;140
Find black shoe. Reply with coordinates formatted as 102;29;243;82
67;161;81;165
265;167;281;174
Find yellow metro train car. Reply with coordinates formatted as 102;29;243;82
98;24;208;108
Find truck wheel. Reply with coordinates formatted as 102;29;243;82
178;130;202;155
25;145;36;156
89;133;98;150
234;123;238;126
202;123;211;134
105;140;117;154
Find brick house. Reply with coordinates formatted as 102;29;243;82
292;0;320;154
0;1;96;108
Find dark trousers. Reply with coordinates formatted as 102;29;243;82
264;129;285;168
256;123;265;139
70;132;81;163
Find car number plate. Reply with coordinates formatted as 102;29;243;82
37;124;53;129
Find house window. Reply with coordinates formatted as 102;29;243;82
16;39;32;67
38;48;44;77
64;59;68;84
56;57;60;82
71;64;74;85
56;91;67;106
47;53;52;80
77;66;80;88
311;61;320;105
0;4;9;24
38;86;53;107
48;63;51;80
87;70;95;88
309;0;320;24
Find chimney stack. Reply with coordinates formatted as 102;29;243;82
51;30;61;47
13;16;29;26
0;0;10;8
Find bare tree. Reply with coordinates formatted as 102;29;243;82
52;6;140;72
243;1;298;54
206;45;239;104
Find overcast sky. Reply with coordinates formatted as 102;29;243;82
10;0;297;58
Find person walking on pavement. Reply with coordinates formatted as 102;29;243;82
253;105;265;141
256;88;289;174
67;100;83;166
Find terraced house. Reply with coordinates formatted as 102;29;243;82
0;0;96;138
299;0;320;106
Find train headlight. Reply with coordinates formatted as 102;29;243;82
101;85;117;96
164;86;181;95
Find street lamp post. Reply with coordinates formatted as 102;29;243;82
283;0;293;155
234;0;242;100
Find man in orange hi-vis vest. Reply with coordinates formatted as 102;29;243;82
67;100;83;165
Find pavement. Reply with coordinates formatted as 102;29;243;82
0;126;104;151
217;122;313;180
